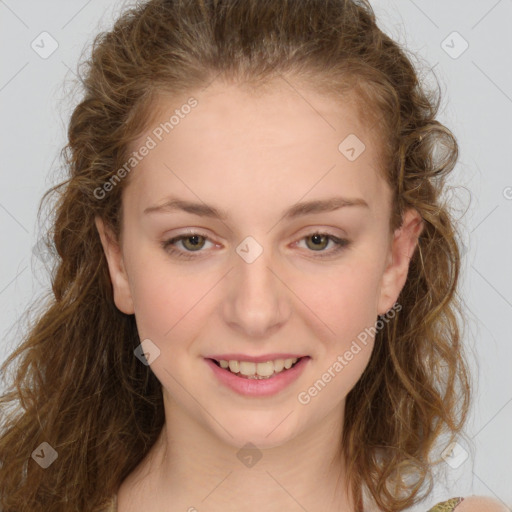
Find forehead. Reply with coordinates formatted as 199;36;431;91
123;80;390;219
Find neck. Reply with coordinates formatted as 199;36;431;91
122;392;357;512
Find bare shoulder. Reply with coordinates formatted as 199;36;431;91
456;495;510;512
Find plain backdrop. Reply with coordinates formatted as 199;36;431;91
0;1;511;510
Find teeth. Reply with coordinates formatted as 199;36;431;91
284;359;294;369
239;361;256;376
273;359;284;372
220;357;299;378
255;361;274;377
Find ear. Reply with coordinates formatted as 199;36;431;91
95;216;135;315
377;208;424;315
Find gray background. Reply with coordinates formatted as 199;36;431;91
0;1;511;509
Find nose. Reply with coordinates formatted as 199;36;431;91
221;240;291;338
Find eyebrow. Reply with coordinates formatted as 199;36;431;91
144;196;369;220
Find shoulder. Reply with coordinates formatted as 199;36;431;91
454;495;509;512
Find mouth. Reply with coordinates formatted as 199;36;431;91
207;356;308;379
205;355;311;397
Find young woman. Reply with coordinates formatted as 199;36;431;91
0;0;508;511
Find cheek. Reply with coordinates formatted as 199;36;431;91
126;251;206;341
295;256;384;336
293;262;382;413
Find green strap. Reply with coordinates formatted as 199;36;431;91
428;497;465;512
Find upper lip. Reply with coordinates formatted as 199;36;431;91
205;354;309;363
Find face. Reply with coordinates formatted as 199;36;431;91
96;79;422;450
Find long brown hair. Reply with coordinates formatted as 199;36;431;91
0;1;471;510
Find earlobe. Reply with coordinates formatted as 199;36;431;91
94;216;135;315
377;208;424;315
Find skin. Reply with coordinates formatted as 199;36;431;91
457;497;510;512
96;78;425;512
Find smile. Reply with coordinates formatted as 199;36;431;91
204;356;310;397
213;357;301;379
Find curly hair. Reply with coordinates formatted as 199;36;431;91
0;0;472;510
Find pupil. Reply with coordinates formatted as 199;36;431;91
309;234;326;250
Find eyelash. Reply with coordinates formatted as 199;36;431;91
160;231;351;260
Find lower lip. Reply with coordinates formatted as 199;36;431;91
205;357;310;397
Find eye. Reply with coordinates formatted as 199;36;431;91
296;232;351;258
161;232;214;260
161;231;351;260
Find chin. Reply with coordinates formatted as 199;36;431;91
208;409;302;450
